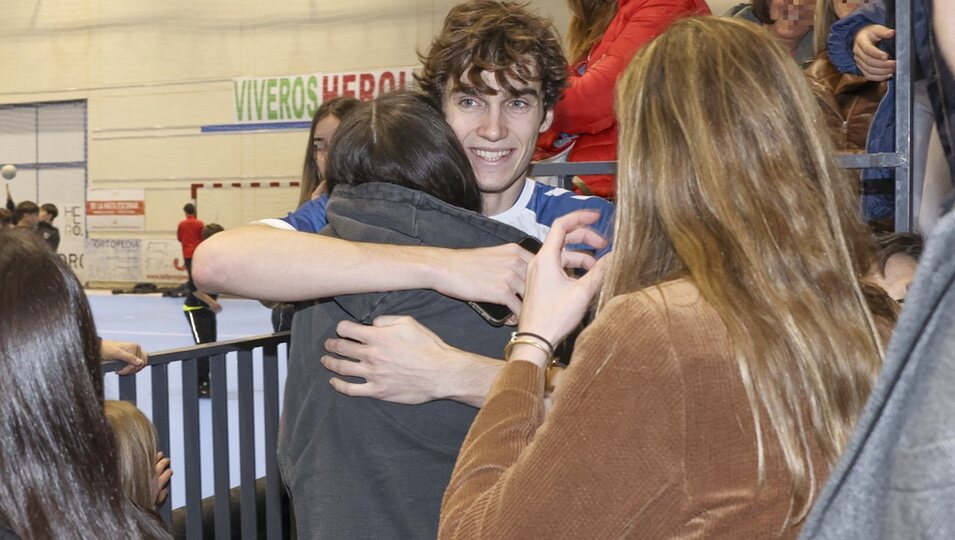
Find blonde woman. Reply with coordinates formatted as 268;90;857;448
439;17;888;539
104;400;172;512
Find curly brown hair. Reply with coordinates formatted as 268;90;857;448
416;0;567;111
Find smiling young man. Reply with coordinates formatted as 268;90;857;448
195;4;612;536
316;0;613;409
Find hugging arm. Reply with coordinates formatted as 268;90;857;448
321;211;610;408
192;224;531;313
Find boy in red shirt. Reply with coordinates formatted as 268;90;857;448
177;203;204;280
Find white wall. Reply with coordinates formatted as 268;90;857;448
0;0;732;283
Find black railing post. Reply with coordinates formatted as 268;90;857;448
262;342;285;539
237;350;258;538
211;353;232;540
181;358;204;539
118;370;137;402
151;363;173;526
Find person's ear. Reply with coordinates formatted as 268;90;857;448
539;108;554;133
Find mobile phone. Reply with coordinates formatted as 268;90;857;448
468;236;542;326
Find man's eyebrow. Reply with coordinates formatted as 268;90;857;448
450;85;540;99
509;87;540;99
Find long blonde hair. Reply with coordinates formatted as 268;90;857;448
604;17;883;522
566;0;618;64
104;400;159;510
813;0;838;54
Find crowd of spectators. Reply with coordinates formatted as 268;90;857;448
2;0;953;538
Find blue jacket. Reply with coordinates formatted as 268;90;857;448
827;0;953;222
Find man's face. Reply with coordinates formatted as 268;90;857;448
443;70;553;214
21;213;39;228
39;209;51;223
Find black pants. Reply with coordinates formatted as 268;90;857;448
184;308;217;384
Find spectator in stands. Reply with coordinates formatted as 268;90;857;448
298;96;361;206
0;208;12;228
277;89;537;538
439;17;887;538
535;0;709;198
37;203;60;252
0;228;169;539
804;0;886;153
13;201;40;230
263;97;362;332
727;0;816;65
176;203;203;280
828;0;953;232
104;400;172;512
868;232;923;302
183;223;225;397
4;186;60;250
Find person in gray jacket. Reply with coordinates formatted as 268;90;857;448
800;208;955;538
277;91;547;539
801;4;955;536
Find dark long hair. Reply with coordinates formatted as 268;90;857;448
325;90;483;212
0;229;169;539
299;96;361;205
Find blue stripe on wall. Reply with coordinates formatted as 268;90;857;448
201;121;311;133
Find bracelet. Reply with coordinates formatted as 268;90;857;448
503;332;556;362
513;332;554;354
504;338;552;361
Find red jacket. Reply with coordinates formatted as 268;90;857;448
178;215;204;259
536;0;710;198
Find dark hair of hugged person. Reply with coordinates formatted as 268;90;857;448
0;229;170;539
325;90;483;212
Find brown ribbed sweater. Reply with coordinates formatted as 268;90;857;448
440;279;830;539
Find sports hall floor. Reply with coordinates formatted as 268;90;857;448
90;291;287;510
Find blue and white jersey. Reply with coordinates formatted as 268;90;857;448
255;193;329;233
257;180;614;255
489;180;614;252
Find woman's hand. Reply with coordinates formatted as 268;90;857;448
853;24;896;81
151;452;172;508
101;339;148;376
517;211;611;350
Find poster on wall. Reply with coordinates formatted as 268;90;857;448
142;239;188;282
50;199;87;281
87;189;145;232
85;238;141;282
231;67;417;124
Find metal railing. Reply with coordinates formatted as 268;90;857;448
102;332;291;539
529;0;915;232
